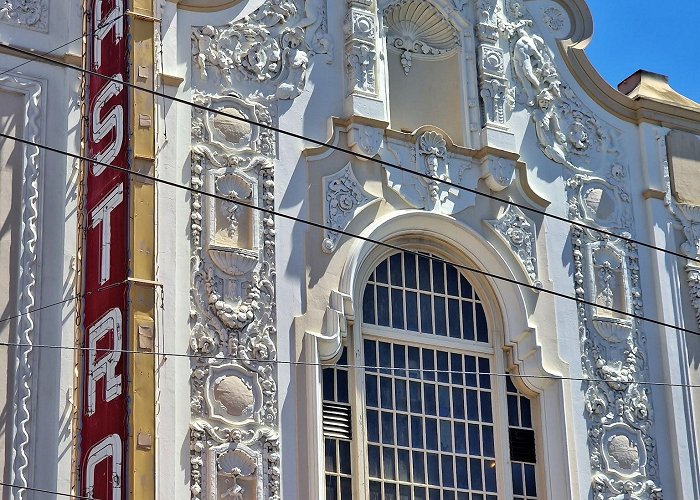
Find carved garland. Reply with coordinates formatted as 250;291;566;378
0;0;49;32
0;73;44;500
190;1;330;498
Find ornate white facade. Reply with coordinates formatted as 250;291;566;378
2;0;700;499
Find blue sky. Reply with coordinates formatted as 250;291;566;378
585;0;700;103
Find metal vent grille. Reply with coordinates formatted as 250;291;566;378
322;402;352;440
509;428;536;464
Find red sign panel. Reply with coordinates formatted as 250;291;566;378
79;1;129;498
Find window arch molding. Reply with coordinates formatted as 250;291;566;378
331;210;553;393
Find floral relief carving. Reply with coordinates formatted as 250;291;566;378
0;0;48;32
486;205;541;289
189;62;279;498
322;163;373;253
192;0;331;102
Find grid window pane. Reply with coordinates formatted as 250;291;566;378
364;340;498;498
363;252;489;343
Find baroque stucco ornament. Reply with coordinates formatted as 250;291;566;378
0;0;48;32
192;0;331;101
486;205;541;289
322;163;374;253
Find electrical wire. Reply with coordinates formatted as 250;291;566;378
0;340;696;389
0;480;93;499
0;280;126;325
0;130;698;340
0;41;694;266
0;13;124;78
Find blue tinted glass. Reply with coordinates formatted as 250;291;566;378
441;454;454;487
390;253;403;286
469;459;483;491
424;383;437;416
368;446;381;478
465;356;477;387
408;346;421;378
425;418;438;450
468;424;481;455
427;453;440;486
447;265;459;295
399;485;411;500
340;477;352;500
461;301;474;340
439;419;452;452
383;447;396;480
450;354;463;385
418;255;431;291
391;288;405;329
339;440;351;474
443;491;455;500
434;296;447;336
406;291;419;331
480;392;493;423
476;303;488;342
377;286;390;327
525;464;537;495
395;379;407;411
376;259;388;283
452;388;465;420
363;284;376;324
380;377;393;409
411;416;424;448
365;340;377;371
423;349;435;381
405;253;417;288
420;294;433;334
466;390;479;421
438;386;451;417
507;395;519;427
410;381;422;413
511;463;523;495
369;481;381;500
454;422;467;453
448;299;461;338
337;370;349;403
398;449;411;481
325;439;337;472
482;426;495;458
506;376;517;393
394;344;406;370
397;414;409;446
459;275;472;299
379;342;392;373
412;452;425;483
456;457;469;489
326;475;337;499
381;411;395;445
367;409;379;442
432;260;445;293
429;489;440;500
366;374;378;407
521;397;533;429
437;351;449;383
484;461;497;492
323;368;335;401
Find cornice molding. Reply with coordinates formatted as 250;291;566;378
535;0;700;133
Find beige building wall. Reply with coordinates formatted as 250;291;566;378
0;89;23;490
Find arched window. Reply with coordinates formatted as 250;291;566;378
323;250;539;500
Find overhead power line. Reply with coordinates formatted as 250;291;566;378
0;130;697;341
0;42;693;266
0;480;93;499
0;340;696;389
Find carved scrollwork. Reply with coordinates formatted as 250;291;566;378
191;0;331;102
322;163;374;253
486;206;541;288
0;0;48;32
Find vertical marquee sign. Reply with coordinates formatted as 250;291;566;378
80;0;129;498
